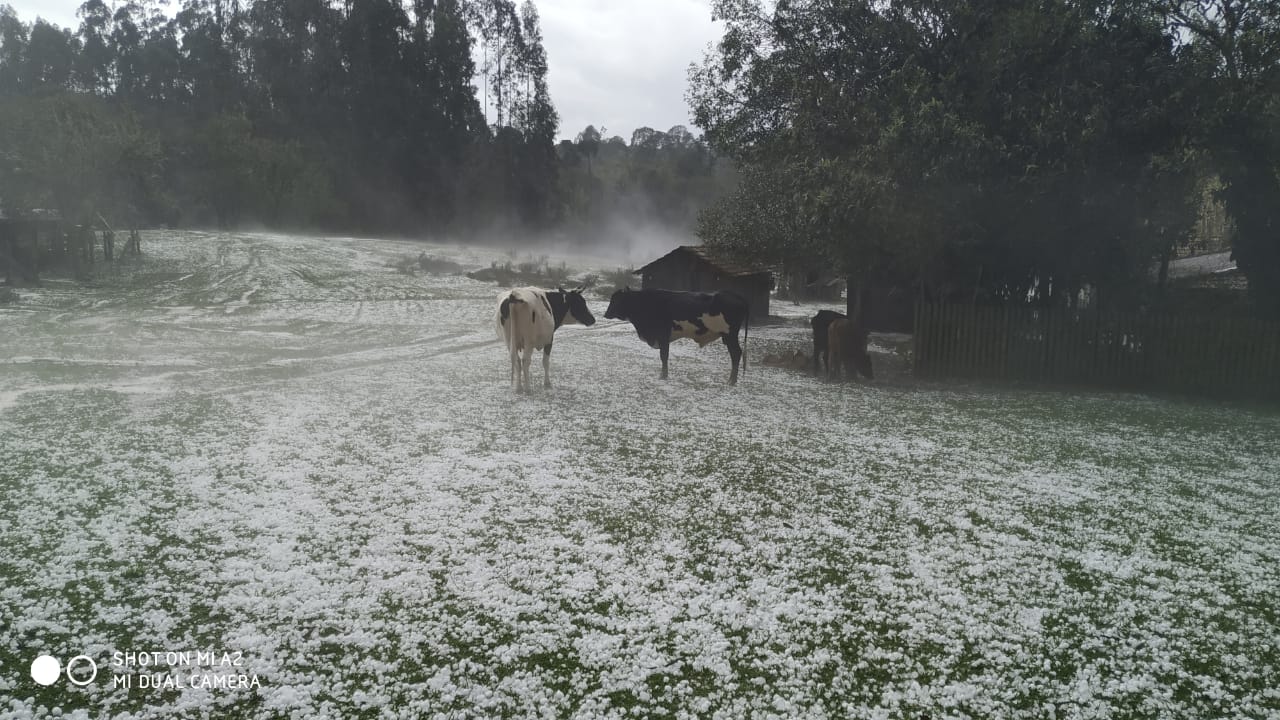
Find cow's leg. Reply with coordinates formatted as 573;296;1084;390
509;343;521;392
521;347;534;393
542;342;552;388
813;334;823;376
723;332;742;384
659;340;670;380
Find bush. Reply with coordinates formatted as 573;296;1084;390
516;256;547;276
595;266;636;297
0;287;19;304
390;256;418;275
417;253;464;274
544;261;572;286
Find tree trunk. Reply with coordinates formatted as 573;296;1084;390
846;273;865;323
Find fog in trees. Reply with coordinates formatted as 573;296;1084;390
0;0;732;262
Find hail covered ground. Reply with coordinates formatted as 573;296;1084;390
1;232;1277;718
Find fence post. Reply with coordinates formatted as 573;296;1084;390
942;299;952;376
914;302;927;377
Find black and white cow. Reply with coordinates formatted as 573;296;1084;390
812;309;873;380
603;288;749;384
495;287;596;393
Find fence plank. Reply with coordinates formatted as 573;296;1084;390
940;302;952;377
960;303;973;378
1019;307;1035;382
910;302;1279;400
992;306;1004;380
975;305;989;380
937;303;950;377
1066;310;1081;384
931;301;943;377
1262;320;1280;400
913;302;925;376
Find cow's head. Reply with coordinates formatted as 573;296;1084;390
603;287;633;320
558;287;596;326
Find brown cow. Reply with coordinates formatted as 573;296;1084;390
826;317;873;381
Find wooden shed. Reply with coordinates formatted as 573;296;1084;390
0;208;69;284
636;245;773;322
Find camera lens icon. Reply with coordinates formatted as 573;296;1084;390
30;654;98;686
66;655;98;686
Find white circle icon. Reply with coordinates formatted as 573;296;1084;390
66;655;98;686
30;655;60;686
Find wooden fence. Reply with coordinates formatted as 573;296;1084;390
913;302;1280;401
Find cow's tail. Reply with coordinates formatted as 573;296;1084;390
497;293;514;344
500;292;531;349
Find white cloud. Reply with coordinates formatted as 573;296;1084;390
535;0;722;142
7;0;80;29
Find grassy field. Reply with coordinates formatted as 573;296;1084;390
1;231;1277;719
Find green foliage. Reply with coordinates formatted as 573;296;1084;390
0;0;571;235
1168;1;1280;317
0;92;156;223
0;2;734;253
692;0;1254;312
557;124;735;240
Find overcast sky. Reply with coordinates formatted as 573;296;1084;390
6;0;722;143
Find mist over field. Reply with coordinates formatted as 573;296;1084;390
446;215;692;269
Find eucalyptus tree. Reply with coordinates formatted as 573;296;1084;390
74;0;113;93
20;19;78;91
0;6;27;95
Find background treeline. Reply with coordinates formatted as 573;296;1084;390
0;0;732;242
692;0;1280;319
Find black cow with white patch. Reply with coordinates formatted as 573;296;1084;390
604;288;749;384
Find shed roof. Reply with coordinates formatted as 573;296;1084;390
636;245;771;278
0;207;62;223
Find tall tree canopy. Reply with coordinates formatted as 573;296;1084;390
692;0;1280;317
0;0;558;233
0;0;734;249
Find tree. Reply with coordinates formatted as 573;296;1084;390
0;0;737;247
1165;0;1280;317
692;0;1200;314
575;124;601;176
75;0;113;94
0;92;156;221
